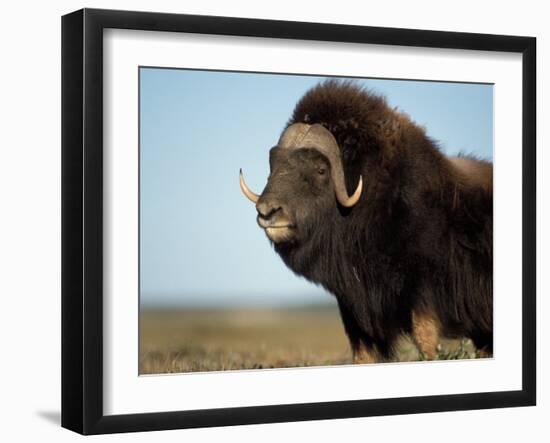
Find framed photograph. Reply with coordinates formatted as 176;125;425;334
61;8;536;435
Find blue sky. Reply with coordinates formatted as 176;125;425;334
139;68;493;307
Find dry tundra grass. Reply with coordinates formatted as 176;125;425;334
140;305;483;375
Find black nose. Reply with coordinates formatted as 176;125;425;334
256;200;282;220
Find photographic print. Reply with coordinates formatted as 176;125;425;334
139;69;494;374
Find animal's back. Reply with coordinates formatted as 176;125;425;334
448;156;492;194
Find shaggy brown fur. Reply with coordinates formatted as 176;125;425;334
256;80;493;362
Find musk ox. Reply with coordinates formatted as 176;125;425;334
240;80;492;363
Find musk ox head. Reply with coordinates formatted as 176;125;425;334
240;123;362;245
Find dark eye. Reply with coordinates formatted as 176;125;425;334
317;167;326;175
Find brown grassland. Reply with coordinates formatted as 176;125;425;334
140;305;483;374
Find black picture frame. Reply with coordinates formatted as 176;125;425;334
61;8;536;435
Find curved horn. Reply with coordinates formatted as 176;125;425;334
278;123;363;208
239;169;260;203
341;175;363;208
